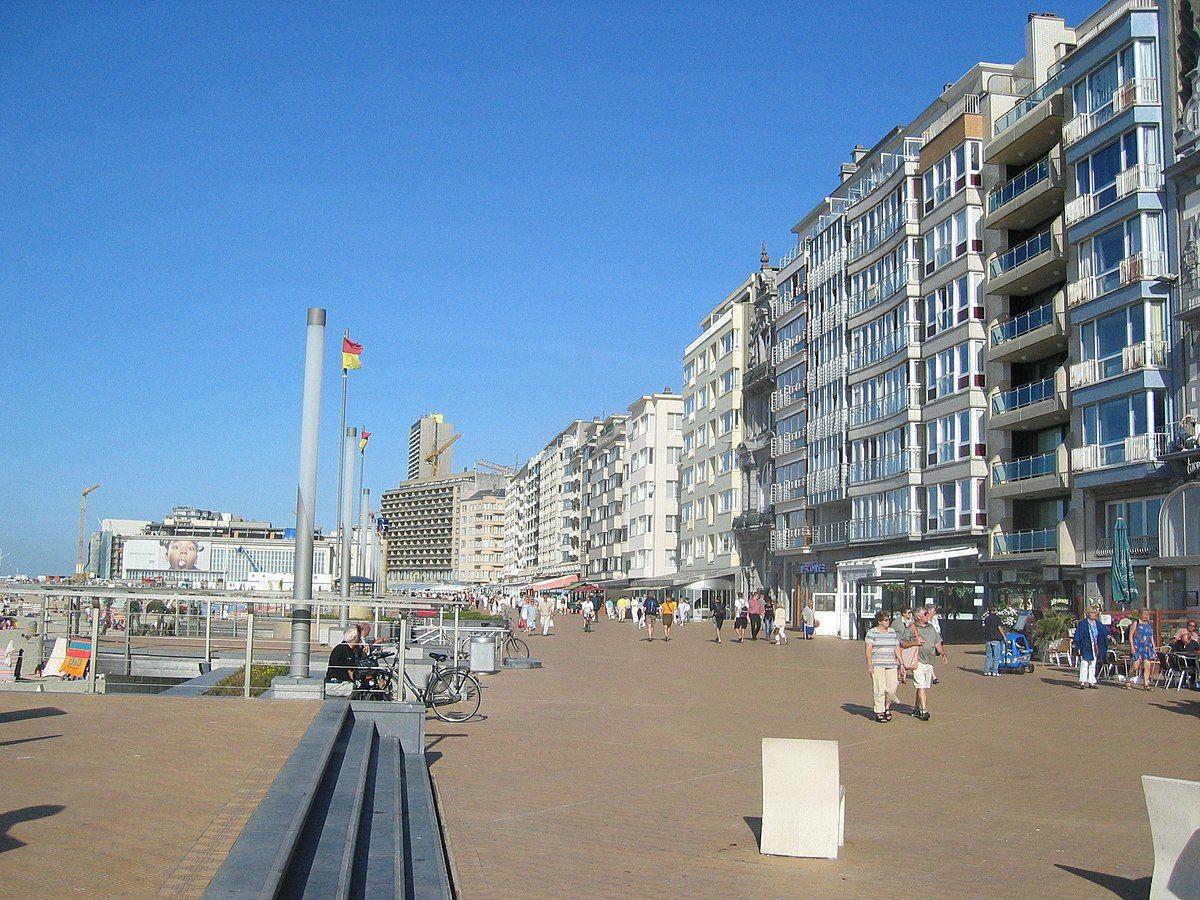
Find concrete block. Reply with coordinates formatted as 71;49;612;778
271;675;326;700
760;737;844;859
350;701;426;753
1143;774;1200;899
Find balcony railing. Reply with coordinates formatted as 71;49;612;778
772;335;805;367
1063;77;1159;146
847;448;922;485
850;510;922;542
1065;163;1164;226
988;156;1051;213
848;260;921;318
807;407;847;440
1068;340;1169;388
991;376;1055;415
847;200;919;262
771;288;806;319
849;322;921;372
991;301;1054;347
807;465;846;495
845;139;922;209
993;528;1057;555
922;94;980;144
989;229;1052;278
1071;431;1169;472
771;479;806;505
771;430;805;457
770;527;808;551
811;520;850;546
770;382;804;412
849;384;921;427
733;510;773;531
1067;251;1170;308
807;356;847;391
993;75;1062;137
991;451;1056;486
1091;534;1159;560
778;243;805;269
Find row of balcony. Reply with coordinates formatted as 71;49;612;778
770;382;804;412
772;335;805;367
1063;77;1159;147
848;385;921;429
1071;431;1168;473
989;228;1052;279
847;200;919;264
848;321;921;373
1068;340;1168;389
992;74;1062;138
1067;251;1169;308
808;407;848;440
991;374;1055;416
1064;163;1163;227
771;430;805;457
808;249;846;286
771;479;805;505
848;260;922;319
807;356;846;391
990;300;1055;348
847;447;922;485
988;156;1051;216
845;139;922;209
850;510;922;543
771;289;805;320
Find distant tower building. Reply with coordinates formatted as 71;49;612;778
408;413;455;480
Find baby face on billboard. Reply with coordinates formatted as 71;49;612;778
166;540;200;570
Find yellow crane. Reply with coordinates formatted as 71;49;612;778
75;483;100;579
424;433;460;478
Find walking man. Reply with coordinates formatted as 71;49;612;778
910;606;947;721
763;593;775;643
865;610;901;723
982;604;1006;676
1073;605;1108;689
581;596;595;633
748;592;765;641
643;594;660;641
711;597;728;643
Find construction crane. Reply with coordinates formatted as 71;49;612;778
476;459;516;478
424;432;461;478
74;483;101;579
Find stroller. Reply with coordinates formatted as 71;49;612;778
999;632;1035;674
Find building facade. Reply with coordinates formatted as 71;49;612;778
678;278;752;606
455;486;506;584
624;391;684;582
408;413;455;480
582;413;628;585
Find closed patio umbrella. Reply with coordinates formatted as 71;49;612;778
1111;516;1139;609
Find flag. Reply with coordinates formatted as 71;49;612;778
359;430;371;453
342;336;363;371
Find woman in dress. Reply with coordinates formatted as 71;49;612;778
1129;608;1157;691
711;597;727;643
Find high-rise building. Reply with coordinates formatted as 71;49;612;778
582;413;629;585
408;413;455;481
455;486;507;584
677;276;754;608
623;391;684;583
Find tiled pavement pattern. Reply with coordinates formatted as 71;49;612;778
0;693;318;896
428;619;1200;899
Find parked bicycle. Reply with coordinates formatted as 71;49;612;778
358;646;482;722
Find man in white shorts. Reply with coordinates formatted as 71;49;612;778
910;606;948;721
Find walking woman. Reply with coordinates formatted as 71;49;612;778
660;595;678;642
643;594;660;641
763;594;776;644
865;610;901;723
1129;608;1157;691
733;598;749;643
711;597;728;643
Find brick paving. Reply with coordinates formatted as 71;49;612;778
428;618;1200;899
0;693;318;896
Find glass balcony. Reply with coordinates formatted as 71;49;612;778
1064;77;1159;146
988;157;1050;214
989;229;1051;278
850;510;922;542
993;75;1062;137
848;448;922;485
991;376;1054;415
1067;251;1170;308
991;301;1053;347
849;385;921;428
991;451;1055;486
993;528;1057;555
847;200;918;262
1071;432;1168;472
1069;340;1169;389
848;261;921;318
849;322;921;372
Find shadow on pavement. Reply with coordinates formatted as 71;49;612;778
742;816;762;850
1150;698;1200;717
840;703;876;721
0;708;66;726
1056;864;1150;899
0;734;60;749
0;805;66;853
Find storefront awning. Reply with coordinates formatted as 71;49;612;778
528;574;580;593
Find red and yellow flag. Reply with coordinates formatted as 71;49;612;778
359;430;371;453
342;336;363;371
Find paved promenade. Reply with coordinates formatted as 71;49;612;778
428;618;1200;899
0;693;318;896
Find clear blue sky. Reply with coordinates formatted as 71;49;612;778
0;1;1098;574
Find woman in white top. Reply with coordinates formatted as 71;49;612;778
773;604;789;645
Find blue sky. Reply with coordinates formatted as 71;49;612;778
0;1;1098;574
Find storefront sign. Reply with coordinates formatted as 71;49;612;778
798;563;826;574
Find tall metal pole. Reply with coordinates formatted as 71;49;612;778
290;307;326;678
339;426;357;628
356;442;367;577
334;330;349;581
358;487;370;579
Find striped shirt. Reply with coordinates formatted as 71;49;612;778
865;627;899;668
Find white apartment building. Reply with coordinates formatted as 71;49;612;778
582;413;628;584
455;487;506;584
624;391;684;582
678;279;752;607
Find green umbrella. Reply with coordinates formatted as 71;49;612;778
1111;516;1139;609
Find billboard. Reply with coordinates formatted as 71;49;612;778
121;538;211;576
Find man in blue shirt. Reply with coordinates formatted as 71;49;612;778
1073;606;1109;689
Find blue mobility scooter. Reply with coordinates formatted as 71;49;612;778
999;632;1035;674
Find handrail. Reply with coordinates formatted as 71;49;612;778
991;451;1056;485
992;375;1054;415
991;301;1055;346
988;157;1050;213
989;229;1052;278
993;75;1062;137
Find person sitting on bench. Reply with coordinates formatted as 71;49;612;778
325;625;362;697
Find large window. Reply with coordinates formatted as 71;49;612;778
926;478;986;532
1104;497;1162;545
922;140;982;213
1078;303;1162;378
925;339;985;401
1074;126;1160;206
1076;214;1162;295
924;272;984;338
1081;391;1164;464
925;409;986;467
1071;41;1156;123
923;206;982;276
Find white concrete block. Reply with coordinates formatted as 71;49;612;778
1143;775;1200;899
760;737;844;859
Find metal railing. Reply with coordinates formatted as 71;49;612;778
991;301;1055;346
989;229;1052;278
992;375;1055;415
1071;431;1169;472
922;94;980;144
848;260;921;318
991;451;1056;485
993;75;1062;137
1064;77;1159;146
771;429;805;457
849;321;920;372
847;200;918;262
992;528;1057;555
850;510;922;542
1090;533;1159;560
1065;163;1163;225
849;384;921;427
1069;339;1169;388
810;520;850;545
988;156;1051;213
770;381;804;411
771;479;806;504
847;448;922;485
1067;251;1170;308
778;243;805;269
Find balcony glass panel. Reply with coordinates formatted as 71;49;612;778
991;451;1055;485
989;229;1051;278
988;157;1050;213
993;528;1057;554
993;75;1061;136
991;376;1054;415
991;301;1053;346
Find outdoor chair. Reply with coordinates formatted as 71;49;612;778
1162;652;1189;691
1045;637;1073;668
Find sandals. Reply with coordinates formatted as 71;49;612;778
875;713;887;723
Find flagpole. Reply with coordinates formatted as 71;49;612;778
336;330;349;628
356;437;366;577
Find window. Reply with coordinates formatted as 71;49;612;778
922;140;982;213
924;273;984;338
1077;213;1162;296
1104;497;1162;544
923;207;982;275
720;410;739;435
720;330;739;355
667;412;683;431
926;477;986;532
925;409;986;466
720;450;734;473
721;371;736;395
1081;391;1162;465
1079;303;1159;379
665;514;678;532
925;339;985;401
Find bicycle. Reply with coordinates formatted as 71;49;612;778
500;625;530;659
358;647;482;722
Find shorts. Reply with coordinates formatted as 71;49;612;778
912;663;935;689
713;616;725;628
734;616;748;628
324;680;353;698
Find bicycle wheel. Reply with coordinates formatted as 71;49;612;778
430;669;481;722
505;636;530;659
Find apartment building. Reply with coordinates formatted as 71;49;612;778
678;277;752;608
582;413;628;584
408;413;455;480
455;486;506;584
380;469;503;587
501;419;596;586
624;391;685;582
